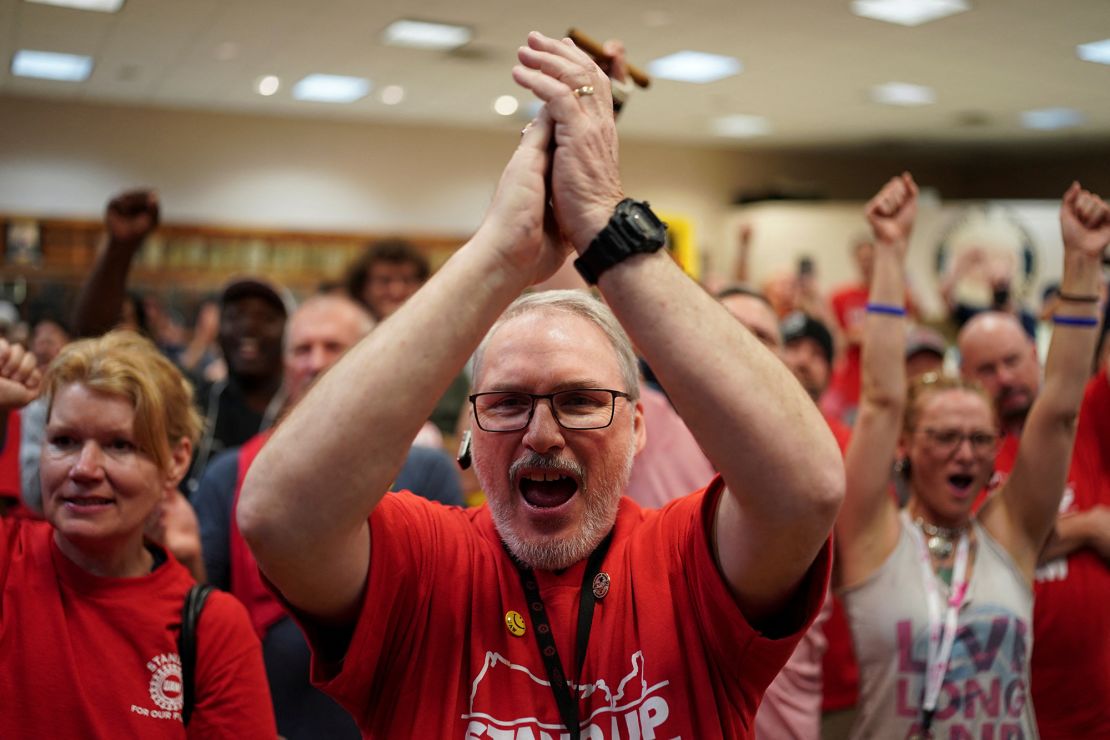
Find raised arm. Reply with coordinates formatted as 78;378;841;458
0;339;40;454
71;190;159;337
983;183;1107;574
838;174;918;586
515;32;843;624
237;110;570;625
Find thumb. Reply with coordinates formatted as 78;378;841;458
520;106;554;155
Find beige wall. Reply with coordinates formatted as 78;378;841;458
0;94;740;246
1;94;1105;287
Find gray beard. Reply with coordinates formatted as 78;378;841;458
483;444;634;571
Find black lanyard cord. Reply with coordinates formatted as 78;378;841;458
505;532;614;740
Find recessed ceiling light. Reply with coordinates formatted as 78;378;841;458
24;0;124;12
11;50;93;81
379;85;405;105
493;95;519;116
871;82;936;106
647;51;741;84
851;0;969;27
292;74;371;103
713;114;771;138
1021;108;1083;131
1077;39;1110;66
382;20;472;50
256;75;280;96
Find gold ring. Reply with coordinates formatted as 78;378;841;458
573;85;595;97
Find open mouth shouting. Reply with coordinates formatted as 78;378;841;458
946;473;976;499
511;454;584;514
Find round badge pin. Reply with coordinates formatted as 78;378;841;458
592;572;610;600
505;610;526;637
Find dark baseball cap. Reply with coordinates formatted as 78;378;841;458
220;276;295;317
781;311;834;367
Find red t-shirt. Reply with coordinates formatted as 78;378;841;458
0;412;22;504
298;480;831;738
824;285;870;422
996;370;1110;739
0;518;276;739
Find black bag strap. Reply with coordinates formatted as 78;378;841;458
178;584;215;726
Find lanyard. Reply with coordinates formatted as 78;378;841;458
505;532;613;740
903;511;970;735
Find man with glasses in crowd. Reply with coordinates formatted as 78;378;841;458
239;32;842;737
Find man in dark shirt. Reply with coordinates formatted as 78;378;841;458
185;277;289;493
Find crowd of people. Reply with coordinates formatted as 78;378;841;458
1;30;1108;740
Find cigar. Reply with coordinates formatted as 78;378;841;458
567;28;651;88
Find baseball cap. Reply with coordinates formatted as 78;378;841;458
781;312;834;366
220;276;295;317
905;325;948;360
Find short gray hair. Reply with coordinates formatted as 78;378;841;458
472;290;641;399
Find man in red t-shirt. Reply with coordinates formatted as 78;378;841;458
238;33;842;739
959;310;1110;739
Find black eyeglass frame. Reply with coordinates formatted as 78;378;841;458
468;388;633;433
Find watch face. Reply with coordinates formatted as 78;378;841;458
623;202;667;244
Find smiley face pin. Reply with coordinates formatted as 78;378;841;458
505;610;526;637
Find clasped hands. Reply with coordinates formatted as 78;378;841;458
480;32;626;285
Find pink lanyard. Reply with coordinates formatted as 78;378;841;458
902;511;971;730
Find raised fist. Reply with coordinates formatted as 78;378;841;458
864;172;918;253
0;338;41;411
1060;182;1110;259
105;189;160;248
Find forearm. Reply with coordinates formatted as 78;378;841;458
178;339;209;372
72;239;139;337
239;234;527;559
735;245;751;283
601;251;842;528
839;252;906;546
1039;512;1093;564
860;246;908;410
1037;253;1102;421
1000;185;1106;559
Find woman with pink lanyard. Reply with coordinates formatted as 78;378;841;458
837;173;1108;739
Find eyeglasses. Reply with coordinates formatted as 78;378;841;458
919;427;999;456
469;389;632;433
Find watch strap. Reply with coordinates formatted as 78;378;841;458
574;199;665;285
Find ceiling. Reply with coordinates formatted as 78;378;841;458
2;0;1109;149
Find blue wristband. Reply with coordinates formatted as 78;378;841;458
1052;315;1099;328
866;303;907;317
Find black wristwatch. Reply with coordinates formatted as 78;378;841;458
574;199;667;285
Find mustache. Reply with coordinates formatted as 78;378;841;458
509;451;585;485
